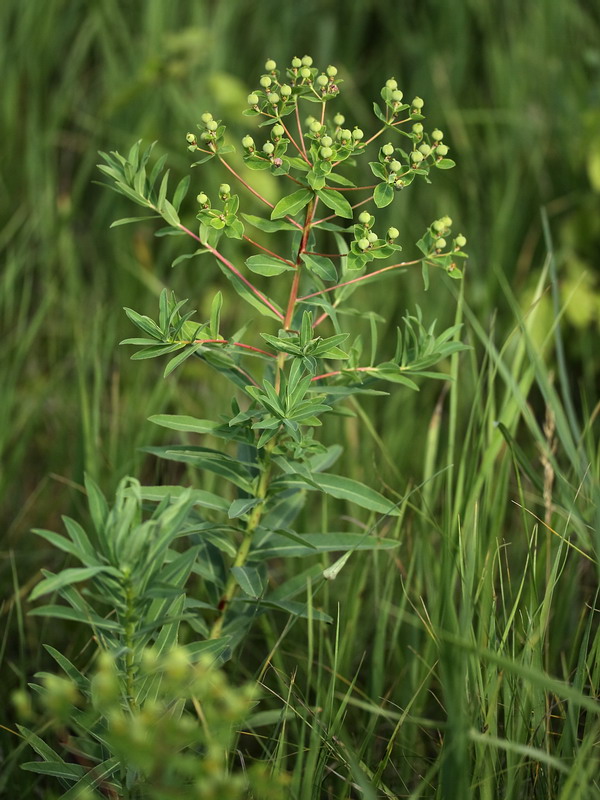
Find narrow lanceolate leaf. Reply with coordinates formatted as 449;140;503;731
246;254;295;277
300;253;337;282
149;414;221;434
30;567;118;601
242;213;298;232
253;532;399;558
110;215;159;228
135;484;230;512
216;260;284;321
271;188;313;219
318;473;400;515
231;565;264;598
317;188;353;219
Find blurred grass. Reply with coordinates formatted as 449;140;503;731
1;0;599;796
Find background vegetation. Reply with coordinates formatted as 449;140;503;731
1;1;599;797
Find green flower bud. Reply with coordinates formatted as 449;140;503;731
320;146;333;159
358;237;370;250
436;144;449;157
412;96;424;109
200;132;212;141
441;215;453;227
389;159;402;172
387;226;400;240
339;129;352;141
185;132;196;143
431;129;444;141
386;78;398;90
432;220;445;233
268;93;280;105
219;183;231;196
436;238;447;250
382;143;394;156
201;112;213;123
291;56;302;68
418;143;431;156
333;113;345;126
395;178;405;188
321;135;333;147
197;192;209;205
247;93;259;106
280;84;292;97
300;67;312;79
455;234;467;247
367;231;378;243
206;120;218;131
242;135;255;149
326;65;338;77
272;124;285;138
316;74;329;87
412;123;424;135
259;75;272;88
265;58;277;71
301;55;313;66
262;142;275;154
410;150;424;163
352;128;364;140
391;89;404;102
309;120;322;133
358;211;371;225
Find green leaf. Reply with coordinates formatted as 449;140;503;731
246;254;295;277
254;531;399;558
28;604;123;631
164;345;200;377
30;567;116;601
149;414;220;434
161;199;181;228
317;188;353;219
216;260;283;321
242;213;298;232
271;188;313;219
136;485;230;512
374;182;394;208
301;253;338;282
124;307;163;339
21;761;86;780
229;498;261;519
172;174;191;211
59;758;121;800
231;565;264;598
280;472;400;516
435;158;456;169
110;215;159;228
142;446;255;493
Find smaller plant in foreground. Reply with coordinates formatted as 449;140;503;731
24;55;469;796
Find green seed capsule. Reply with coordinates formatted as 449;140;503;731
200;132;212;141
382;143;394;156
358;211;371;224
185;132;196;143
431;129;444;141
386;78;398;90
333;113;345;126
352;128;364;140
300;67;312;79
358;237;370;250
291;56;302;68
316;74;328;87
455;234;467;247
219;183;231;195
242;135;254;149
418;144;431;156
201;112;213;123
391;89;403;102
433;220;445;233
326;65;338;77
320;146;333;159
197;192;208;205
265;58;277;71
269;93;280;105
280;84;292;97
410;150;424;163
206;120;218;131
321;135;333;147
302;55;313;66
272;124;285;138
441;215;452;227
339;129;352;141
367;231;378;243
412;97;424;109
387;227;400;240
436;238;447;249
259;75;272;88
436;144;449;156
389;159;402;172
412;123;424;135
309;120;322;133
263;142;275;154
247;93;259;106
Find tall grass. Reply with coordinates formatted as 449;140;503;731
1;1;598;796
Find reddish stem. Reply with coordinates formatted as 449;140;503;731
311;366;375;382
325;185;377;192
295;104;308;159
189;338;276;358
243;235;295;265
298;259;420;301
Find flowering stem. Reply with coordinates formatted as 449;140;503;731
298;259;420;301
295;104;308;159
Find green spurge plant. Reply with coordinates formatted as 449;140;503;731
94;54;468;644
23;55;468;797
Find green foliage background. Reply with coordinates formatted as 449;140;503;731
1;1;599;797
